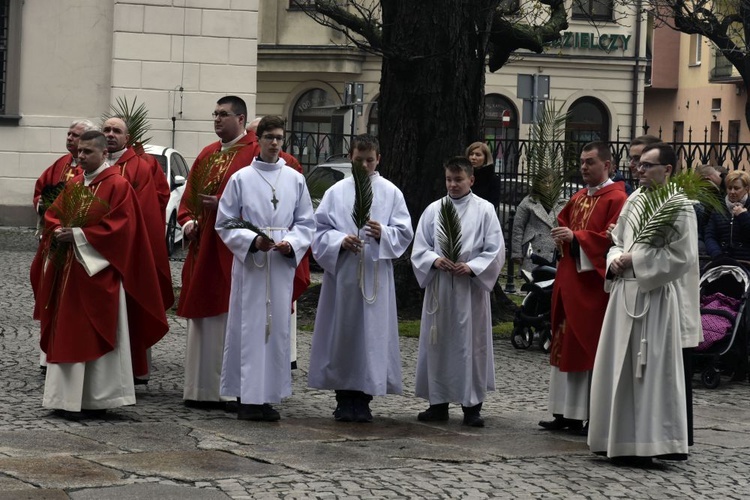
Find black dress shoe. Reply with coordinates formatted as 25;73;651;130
224;400;239;413
184;400;226;410
417;403;449;422
333;398;354;422
462;403;485;427
133;378;149;385
238;403;280;422
611;456;654;467
539;415;583;431
573;421;589;436
353;397;373;423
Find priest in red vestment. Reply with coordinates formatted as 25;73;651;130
539;141;628;435
177;96;258;408
103;117;174;379
36;131;168;417
30;119;98;370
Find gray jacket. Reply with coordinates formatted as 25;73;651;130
511;195;566;272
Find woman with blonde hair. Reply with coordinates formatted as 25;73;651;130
465;141;500;209
705;170;750;261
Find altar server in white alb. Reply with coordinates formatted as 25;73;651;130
588;142;701;465
216;115;315;422
308;134;413;423
411;156;504;427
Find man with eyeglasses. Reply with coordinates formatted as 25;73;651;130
589;142;700;466
216;115;315;422
177;95;258;410
627;135;660;192
540;141;628;436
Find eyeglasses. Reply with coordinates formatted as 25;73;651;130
261;134;285;143
212;111;236;119
636;162;664;170
628;155;641;164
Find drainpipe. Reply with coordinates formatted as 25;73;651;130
631;0;643;137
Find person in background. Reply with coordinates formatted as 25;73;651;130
465;142;501;210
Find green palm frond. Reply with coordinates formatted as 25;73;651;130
306;177;331;210
46;182;110;268
625;171;720;248
351;159;372;230
218;217;273;242
527;103;573;212
437;198;463;262
102;96;152;147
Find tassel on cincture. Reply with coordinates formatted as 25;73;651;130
430;324;437;345
636;339;647;379
265;314;272;343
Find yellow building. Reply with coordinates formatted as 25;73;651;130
644;8;749;152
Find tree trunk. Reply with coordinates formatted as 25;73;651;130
376;1;502;314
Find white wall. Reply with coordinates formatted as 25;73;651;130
0;0;260;226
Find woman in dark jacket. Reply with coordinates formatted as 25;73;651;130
705;170;750;262
465;141;500;209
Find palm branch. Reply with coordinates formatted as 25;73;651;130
102;96;152;147
350;159;372;230
183;146;245;222
527;103;572;212
306;177;331;210
437;198;463;262
45;182;110;269
38;182;66;216
624;171;721;248
218;217;274;242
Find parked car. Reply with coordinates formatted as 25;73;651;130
305;154;352;208
143;144;190;256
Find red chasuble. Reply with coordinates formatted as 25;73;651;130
550;183;627;372
33;153;81;208
139;149;171;215
113;147;174;311
30;153;82;318
36;167;169;376
177;134;258;318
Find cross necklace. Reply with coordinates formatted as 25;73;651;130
254;165;283;210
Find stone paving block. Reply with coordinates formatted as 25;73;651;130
233;439;425;473
0;456;125;489
69;483;230;500
283;416;458;441
189;417;345;446
0;430;116;457
65;422;198;452
0;490;69;500
0;476;37;493
89;450;284;481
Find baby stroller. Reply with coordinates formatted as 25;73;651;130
511;253;556;353
693;258;750;389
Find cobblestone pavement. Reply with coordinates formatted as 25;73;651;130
1;227;749;499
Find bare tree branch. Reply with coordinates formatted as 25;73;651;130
487;0;569;71
292;0;383;53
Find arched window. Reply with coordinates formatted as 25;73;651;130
484;94;519;174
290;88;338;171
566;97;610;144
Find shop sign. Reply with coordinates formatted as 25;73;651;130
549;32;631;52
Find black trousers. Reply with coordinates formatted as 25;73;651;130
683;347;694;447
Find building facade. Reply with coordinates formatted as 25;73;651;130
0;0;259;226
644;23;749;150
256;0;647;172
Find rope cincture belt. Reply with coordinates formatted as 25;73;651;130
251;226;291;343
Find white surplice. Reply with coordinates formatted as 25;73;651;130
411;193;505;407
43;216;136;412
183;314;234;402
307;172;413;396
589;188;701;458
216;158;314;405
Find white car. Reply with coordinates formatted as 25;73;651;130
143;144;189;256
